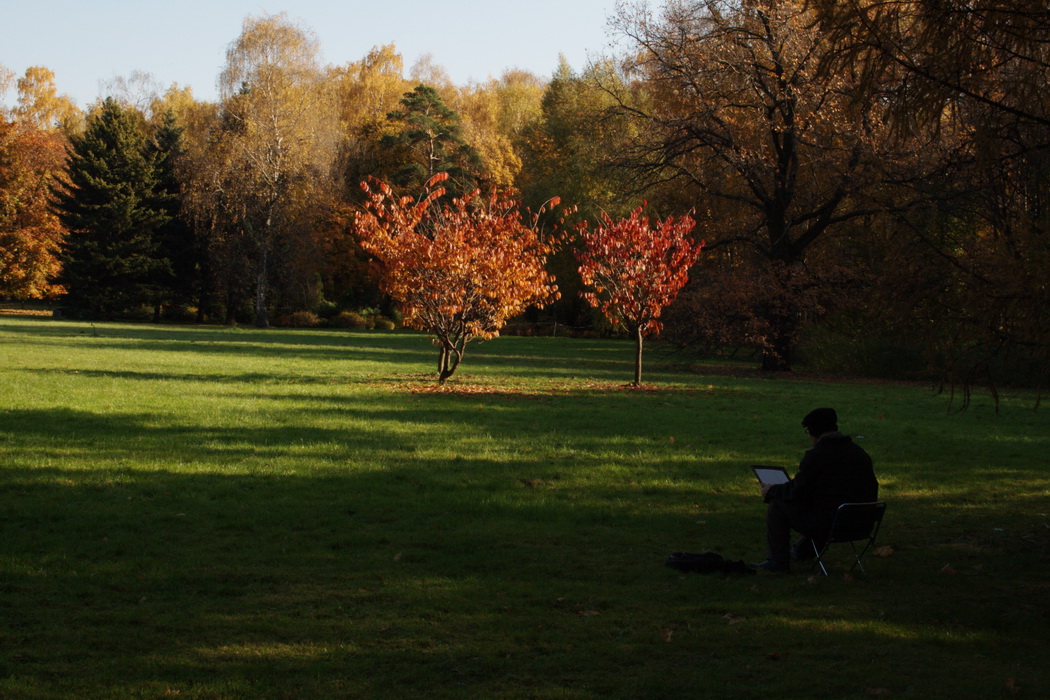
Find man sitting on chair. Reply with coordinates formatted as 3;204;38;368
752;408;879;573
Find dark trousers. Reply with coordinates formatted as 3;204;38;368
765;499;826;562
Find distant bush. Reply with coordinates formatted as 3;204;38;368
120;305;154;322
164;305;198;323
331;311;369;329
316;300;339;319
797;323;929;380
374;317;396;331
274;311;322;328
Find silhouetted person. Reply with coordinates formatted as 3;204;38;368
752;408;878;573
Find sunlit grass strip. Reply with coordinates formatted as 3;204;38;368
772;616;992;643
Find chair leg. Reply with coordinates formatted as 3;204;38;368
812;539;829;576
817;540;874;576
847;541;866;574
813;502;885;576
847;539;877;575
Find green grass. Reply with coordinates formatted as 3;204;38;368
1;317;1048;699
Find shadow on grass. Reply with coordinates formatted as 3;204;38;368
4;459;1048;698
1;419;761;697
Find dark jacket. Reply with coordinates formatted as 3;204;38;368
765;432;878;527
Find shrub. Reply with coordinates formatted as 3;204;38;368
316;300;339;319
164;305;199;323
119;305;154;322
374;317;396;331
331;311;369;329
274;311;322;328
797;322;929;379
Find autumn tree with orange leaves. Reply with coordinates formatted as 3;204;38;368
0;115;68;299
0;66;76;300
575;207;703;386
355;173;563;383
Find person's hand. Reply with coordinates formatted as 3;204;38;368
761;484;773;498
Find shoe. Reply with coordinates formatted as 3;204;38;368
791;537;818;561
750;559;790;573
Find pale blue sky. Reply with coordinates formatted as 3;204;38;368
2;0;628;108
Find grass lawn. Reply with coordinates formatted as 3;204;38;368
1;316;1048;699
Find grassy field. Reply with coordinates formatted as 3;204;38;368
1;316;1048;699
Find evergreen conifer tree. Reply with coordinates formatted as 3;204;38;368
148;109;201;318
380;85;483;197
53;98;171;316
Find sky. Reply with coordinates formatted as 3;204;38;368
1;0;627;109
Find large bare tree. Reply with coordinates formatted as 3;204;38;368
609;0;908;370
812;0;1050;398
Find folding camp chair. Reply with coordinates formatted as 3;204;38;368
811;501;886;576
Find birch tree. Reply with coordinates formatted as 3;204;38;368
213;13;340;327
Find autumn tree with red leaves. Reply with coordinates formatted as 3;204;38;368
355;173;563;383
575;206;703;386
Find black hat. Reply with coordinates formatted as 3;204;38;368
802;408;838;436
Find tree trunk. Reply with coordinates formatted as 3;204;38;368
760;310;796;372
255;245;269;328
761;347;792;372
195;252;211;324
438;344;450;384
224;284;238;326
437;337;464;384
633;327;644;387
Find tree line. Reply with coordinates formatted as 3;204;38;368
1;2;1047;396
